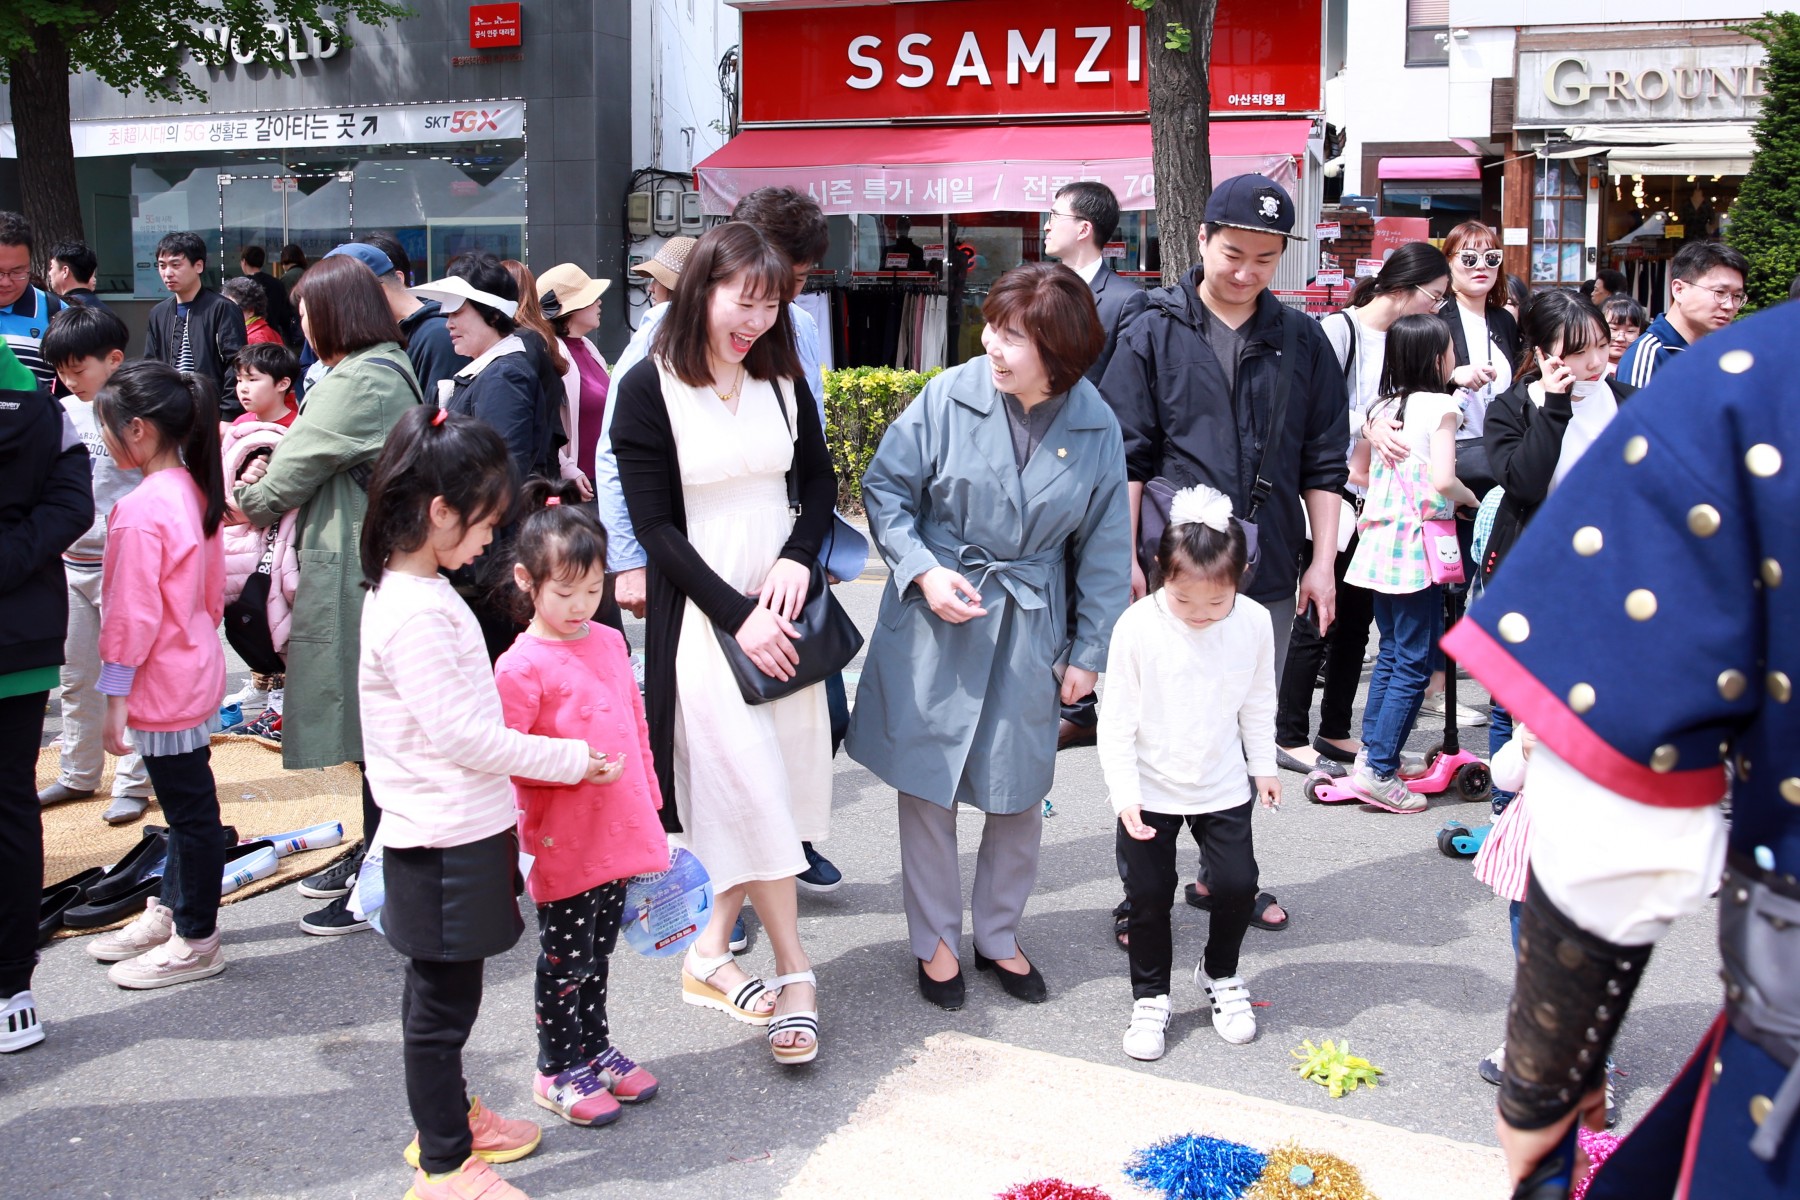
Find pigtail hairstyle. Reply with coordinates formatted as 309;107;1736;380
1157;485;1249;589
359;406;517;588
504;476;609;622
1376;313;1455;426
1514;289;1609;385
92;360;227;536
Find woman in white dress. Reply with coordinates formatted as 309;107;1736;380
609;222;836;1066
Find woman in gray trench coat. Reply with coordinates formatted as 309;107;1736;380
846;262;1131;1009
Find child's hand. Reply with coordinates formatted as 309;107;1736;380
1518;726;1537;760
584;751;625;787
1255;776;1281;810
103;696;133;757
1118;805;1158;840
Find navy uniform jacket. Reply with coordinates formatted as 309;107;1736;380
1445;304;1799;1199
1085;261;1139;387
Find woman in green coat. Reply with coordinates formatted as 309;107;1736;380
234;253;420;933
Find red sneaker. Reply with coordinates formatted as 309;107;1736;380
590;1045;659;1103
533;1063;621;1126
403;1155;529;1200
404;1097;541;1167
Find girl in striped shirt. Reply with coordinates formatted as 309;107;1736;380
358;407;617;1200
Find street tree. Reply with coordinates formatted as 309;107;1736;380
1729;11;1800;312
1132;0;1218;282
0;1;410;269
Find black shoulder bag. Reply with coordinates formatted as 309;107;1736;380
1136;311;1299;593
223;525;287;676
713;380;864;705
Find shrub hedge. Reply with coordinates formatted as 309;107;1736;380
822;365;941;510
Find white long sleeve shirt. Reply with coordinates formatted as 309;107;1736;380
359;571;591;850
1097;591;1278;816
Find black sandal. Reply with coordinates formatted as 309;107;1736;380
1112;899;1131;950
1184;885;1290;931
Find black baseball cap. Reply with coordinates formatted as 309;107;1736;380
1204;173;1302;242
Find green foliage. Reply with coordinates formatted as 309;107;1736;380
822;365;941;510
0;0;414;100
1128;0;1157;9
1729;12;1800;312
1291;1038;1384;1099
1163;22;1192;52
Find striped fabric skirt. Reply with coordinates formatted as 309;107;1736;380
1472;789;1532;902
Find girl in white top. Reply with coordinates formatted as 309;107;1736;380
358;406;616;1200
1100;485;1278;1063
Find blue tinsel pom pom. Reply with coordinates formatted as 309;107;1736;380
1123;1133;1269;1200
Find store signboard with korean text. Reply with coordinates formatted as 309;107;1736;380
0;102;525;159
739;0;1323;125
1517;45;1766;125
469;4;522;49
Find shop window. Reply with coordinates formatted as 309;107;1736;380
1405;0;1449;68
1532;158;1588;287
1378;181;1481;239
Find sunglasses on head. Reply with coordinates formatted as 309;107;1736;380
1456;250;1505;270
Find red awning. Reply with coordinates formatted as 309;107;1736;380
1378;156;1482;181
696;120;1312;215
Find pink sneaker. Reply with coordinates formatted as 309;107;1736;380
403;1155;529;1200
87;898;173;962
533;1063;621;1126
106;932;223;989
589;1046;659;1103
404;1097;541;1167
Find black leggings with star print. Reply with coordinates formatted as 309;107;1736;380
534;880;627;1075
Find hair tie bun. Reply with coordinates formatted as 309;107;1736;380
545;496;561;507
431;408;448;427
1169;485;1234;533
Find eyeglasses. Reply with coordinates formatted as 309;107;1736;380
1413;285;1448;305
1684;282;1748;308
1455;250;1505;270
1046;210;1083;224
0;267;31;283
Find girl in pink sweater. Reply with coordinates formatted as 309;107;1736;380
495;480;668;1130
359;409;617;1200
94;362;229;991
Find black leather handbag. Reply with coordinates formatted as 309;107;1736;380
713;381;864;705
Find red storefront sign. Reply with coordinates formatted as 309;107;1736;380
1372;216;1431;259
469;3;521;48
738;0;1323;125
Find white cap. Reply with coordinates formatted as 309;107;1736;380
410;275;519;318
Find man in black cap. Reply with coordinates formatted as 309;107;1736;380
1099;173;1350;943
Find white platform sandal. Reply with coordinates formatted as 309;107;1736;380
764;970;819;1065
681;948;773;1026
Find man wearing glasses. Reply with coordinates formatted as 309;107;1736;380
0;212;63;394
1044;182;1137;387
1618;241;1750;389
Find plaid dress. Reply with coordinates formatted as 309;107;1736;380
1346;391;1460;595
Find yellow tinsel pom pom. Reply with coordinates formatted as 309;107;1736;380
1245;1142;1376;1200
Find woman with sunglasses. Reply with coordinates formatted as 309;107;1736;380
1437;223;1522;452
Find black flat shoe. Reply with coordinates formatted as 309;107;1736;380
1312;736;1359;765
974;950;1049;1004
42;867;105;904
38;885;82;946
83;829;169;906
63;876;162;929
916;961;965;1010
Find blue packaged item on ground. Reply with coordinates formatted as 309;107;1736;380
622;847;713;958
350;841;386;934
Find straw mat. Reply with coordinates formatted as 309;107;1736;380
778;1032;1510;1200
36;737;360;937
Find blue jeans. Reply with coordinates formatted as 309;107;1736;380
1362;587;1443;777
1489;701;1516;809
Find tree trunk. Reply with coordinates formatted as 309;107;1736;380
9;34;85;274
1145;0;1217;285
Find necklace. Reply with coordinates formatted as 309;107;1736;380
711;363;745;404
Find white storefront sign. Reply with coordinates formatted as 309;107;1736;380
0;101;525;159
1516;46;1768;126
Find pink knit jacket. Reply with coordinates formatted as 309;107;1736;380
495;624;668;904
221;421;300;656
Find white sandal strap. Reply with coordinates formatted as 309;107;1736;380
729;978;768;1011
685;948;736;983
764;970;816;992
767;1012;819;1041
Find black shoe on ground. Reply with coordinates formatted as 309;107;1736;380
974;949;1048;1003
298;845;363;899
299;890;372;936
796;843;843;893
917;961;965;1010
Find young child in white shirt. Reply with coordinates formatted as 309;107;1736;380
1099;485;1279;1062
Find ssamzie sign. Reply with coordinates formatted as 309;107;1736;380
739;0;1323;125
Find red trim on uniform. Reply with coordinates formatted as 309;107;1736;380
1442;621;1726;809
1675;1012;1728;1200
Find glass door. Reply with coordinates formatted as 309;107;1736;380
220;168;353;273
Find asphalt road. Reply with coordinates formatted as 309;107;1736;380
5;577;1722;1198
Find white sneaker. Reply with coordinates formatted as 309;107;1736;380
1123;994;1172;1061
87;897;174;962
1196;969;1257;1044
0;989;44;1052
107;932;225;990
1419;691;1489;727
223;682;269;711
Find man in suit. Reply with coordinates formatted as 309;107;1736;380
1045;181;1137;387
1045;181;1139;751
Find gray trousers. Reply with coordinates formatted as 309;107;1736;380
897;791;1043;964
59;564;151;797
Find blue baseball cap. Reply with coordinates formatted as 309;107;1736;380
324;242;396;277
1204;174;1302;242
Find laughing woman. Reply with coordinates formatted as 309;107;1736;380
847;262;1131;1010
609;222;835;1067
